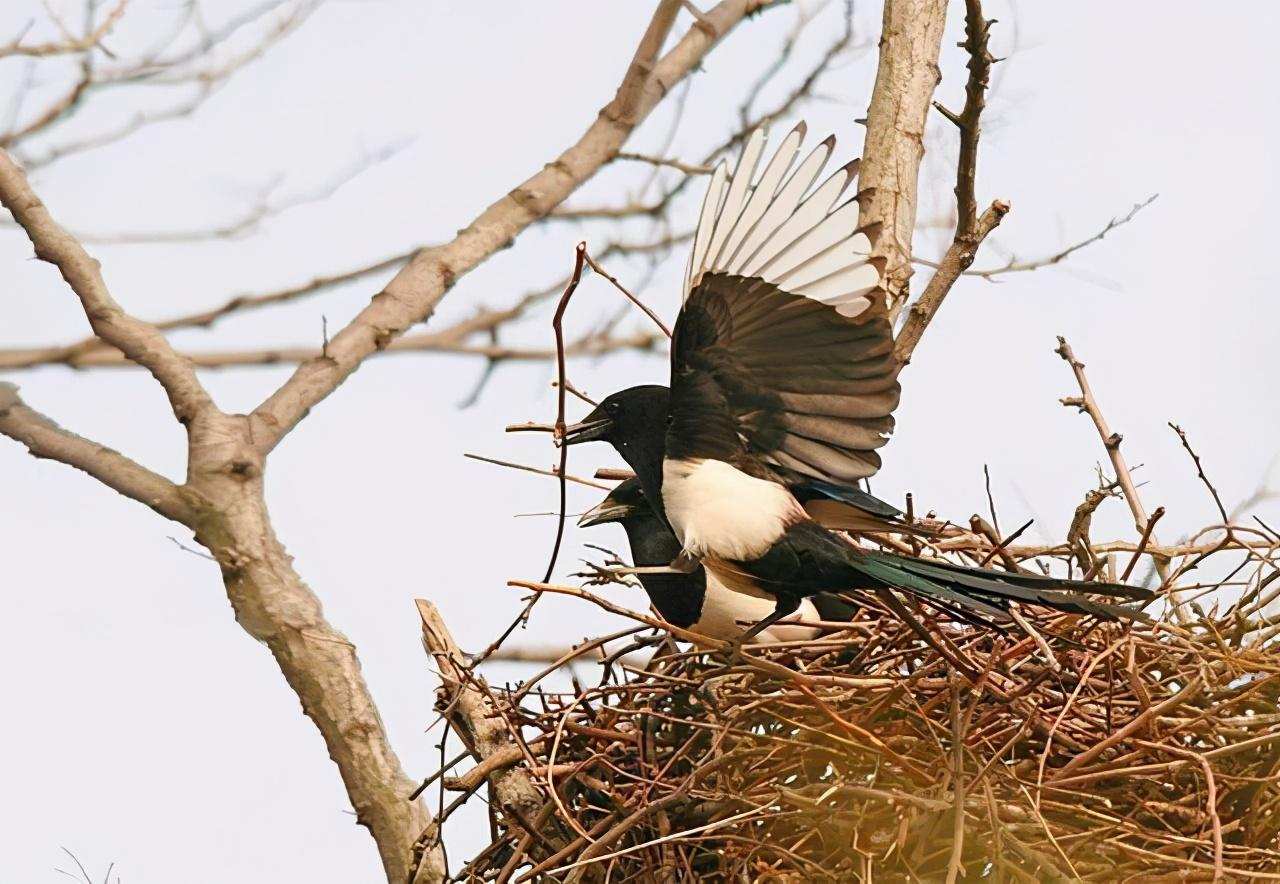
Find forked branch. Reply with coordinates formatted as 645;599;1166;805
894;0;1006;365
1055;337;1174;592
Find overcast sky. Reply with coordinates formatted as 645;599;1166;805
3;1;1277;881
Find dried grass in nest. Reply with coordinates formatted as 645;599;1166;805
422;531;1280;884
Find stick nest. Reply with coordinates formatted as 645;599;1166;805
433;541;1280;882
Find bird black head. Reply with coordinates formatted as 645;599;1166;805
577;477;678;569
577;476;648;528
562;385;669;502
562;384;669;448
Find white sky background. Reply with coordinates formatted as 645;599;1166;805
2;1;1277;881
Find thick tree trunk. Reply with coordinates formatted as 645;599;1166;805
183;413;440;884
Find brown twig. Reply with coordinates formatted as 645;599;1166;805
1055;336;1173;590
464;452;609;491
542;244;589;584
1170;422;1231;525
1122;507;1165;583
939;195;1159;281
582;249;672;338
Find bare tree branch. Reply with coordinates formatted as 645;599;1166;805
0;0;129;59
0;149;214;424
415;599;561;874
0;230;687;372
914;194;1159;281
249;0;774;456
4;1;321;172
895;201;1007;364
0;382;189;522
1055;336;1175;594
0;63;94;147
0;251;410;370
11;231;674;372
17;84;215;170
893;0;1006;365
858;0;949;322
74;140;409;245
614;151;714;175
5;329;660;369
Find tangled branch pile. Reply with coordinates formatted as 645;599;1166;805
418;515;1280;882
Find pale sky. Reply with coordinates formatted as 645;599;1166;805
2;1;1277;881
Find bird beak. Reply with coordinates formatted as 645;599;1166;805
561;405;612;445
578;497;634;527
562;418;612;445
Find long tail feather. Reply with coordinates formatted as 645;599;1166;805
857;551;1152;623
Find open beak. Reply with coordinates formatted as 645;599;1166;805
577;497;634;528
561;407;612;446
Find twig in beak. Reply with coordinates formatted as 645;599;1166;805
506;421;557;433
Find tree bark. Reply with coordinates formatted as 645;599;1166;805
858;0;949;322
179;413;441;883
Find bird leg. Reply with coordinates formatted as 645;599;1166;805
724;595;802;664
581;550;700;580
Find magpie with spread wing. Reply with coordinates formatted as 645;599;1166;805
564;124;1152;643
579;478;858;644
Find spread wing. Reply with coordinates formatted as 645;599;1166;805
669;126;899;483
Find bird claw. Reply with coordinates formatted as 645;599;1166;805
574;561;630;586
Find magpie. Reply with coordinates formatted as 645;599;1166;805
579;478;858;644
563;384;919;536
563;124;1152;643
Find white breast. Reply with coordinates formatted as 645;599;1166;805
693;576;821;644
662;457;804;560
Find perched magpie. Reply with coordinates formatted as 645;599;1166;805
579;478;858;644
564;124;1152;642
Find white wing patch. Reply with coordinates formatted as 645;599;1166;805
682;124;882;318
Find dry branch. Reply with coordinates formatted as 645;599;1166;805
249;0;775;456
858;0;949;321
940;194;1159;281
895;200;1006;364
0;232;686;373
0;150;213;424
0;0;129;59
1055;336;1173;589
415;600;559;878
0;382;189;521
894;0;1006;365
